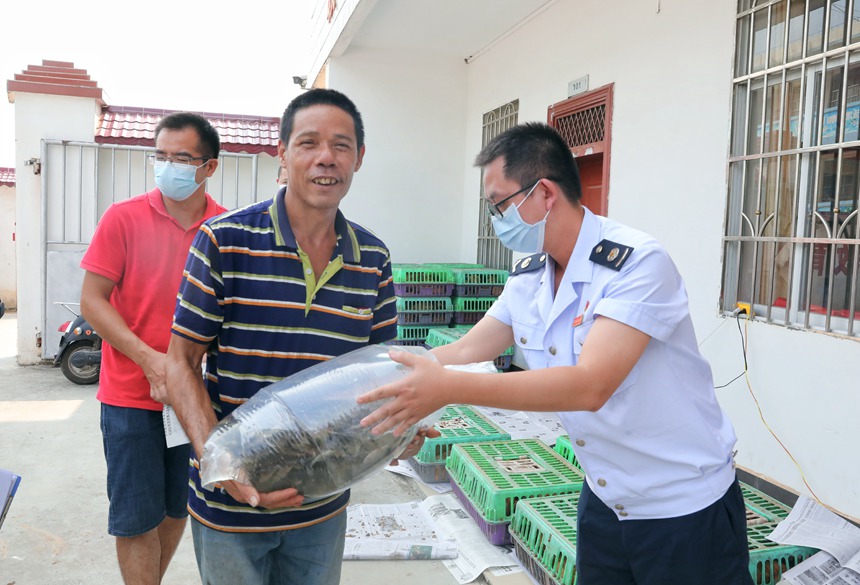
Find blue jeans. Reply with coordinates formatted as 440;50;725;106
100;403;190;537
191;510;347;585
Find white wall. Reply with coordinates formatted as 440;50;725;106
13;92;100;364
461;0;860;518
327;46;470;264
326;0;860;519
0;185;15;308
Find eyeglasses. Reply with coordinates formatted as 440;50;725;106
486;179;541;218
147;154;211;166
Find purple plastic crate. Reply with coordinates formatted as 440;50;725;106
454;311;487;325
408;457;449;483
494;354;513;370
450;479;511;545
454;284;505;297
396;311;453;325
394;283;455;297
385;339;425;347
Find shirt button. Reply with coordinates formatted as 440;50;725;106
575;439;585;447
520;336;528;344
548;346;557;355
614;504;624;510
597;478;607;487
305;268;312;275
619;511;629;517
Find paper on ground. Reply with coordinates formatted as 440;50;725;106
343;501;458;560
780;551;860;585
163;406;190;448
421;493;519;584
475;406;566;444
768;495;860;577
385;459;452;494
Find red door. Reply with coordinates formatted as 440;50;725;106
576;154;605;216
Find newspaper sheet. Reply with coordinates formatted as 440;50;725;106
768;496;860;584
421;493;520;584
474;406;566;444
780;551;860;585
343;501;458;560
385;460;452;493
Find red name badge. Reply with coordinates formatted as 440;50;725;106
573;301;589;327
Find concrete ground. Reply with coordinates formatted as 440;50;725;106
0;313;518;585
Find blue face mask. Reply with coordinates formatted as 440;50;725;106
490;182;550;254
154;161;205;201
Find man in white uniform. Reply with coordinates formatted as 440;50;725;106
359;123;753;584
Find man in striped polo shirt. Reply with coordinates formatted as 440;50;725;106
165;89;398;584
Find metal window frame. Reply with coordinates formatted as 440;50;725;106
725;0;860;338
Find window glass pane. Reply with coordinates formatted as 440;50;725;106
812;62;845;145
727;161;746;236
782;68;802;150
764;77;784;152
771;1;787;67
775;154;798;238
844;56;860;142
852;0;860;43
807;0;827;57
834;148;860;232
738;240;757;306
749;80;765;153
787;0;806;62
744;158;763;232
752;9;769;72
736;15;752;77
732;83;750;156
809;150;838;237
800;241;831;313
828;0;848;51
772;155;798;306
739;0;752;11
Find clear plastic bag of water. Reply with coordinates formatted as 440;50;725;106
200;344;444;499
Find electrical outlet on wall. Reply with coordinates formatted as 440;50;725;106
736;302;753;318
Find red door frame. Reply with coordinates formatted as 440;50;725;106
547;83;614;216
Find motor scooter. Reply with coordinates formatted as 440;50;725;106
54;302;101;385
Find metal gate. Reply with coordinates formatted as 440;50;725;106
40;139;265;358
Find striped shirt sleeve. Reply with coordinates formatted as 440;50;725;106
369;250;397;344
172;224;225;344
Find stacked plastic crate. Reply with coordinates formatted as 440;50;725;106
390;265;455;345
409;404;511;483
506;470;819;585
444;438;585;545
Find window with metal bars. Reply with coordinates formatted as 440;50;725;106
477;100;519;270
554;104;606;149
723;0;860;338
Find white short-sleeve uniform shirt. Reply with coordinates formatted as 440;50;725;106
486;207;738;520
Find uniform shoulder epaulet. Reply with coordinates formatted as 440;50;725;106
511;253;546;275
589;239;633;271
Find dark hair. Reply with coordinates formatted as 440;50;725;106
474;122;581;204
280;88;365;149
155;112;221;160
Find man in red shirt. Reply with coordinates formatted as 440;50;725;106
80;112;226;585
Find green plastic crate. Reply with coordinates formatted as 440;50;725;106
741;482;793;525
425;328;513;369
395;297;453;325
453;296;496;325
510;494;580;585
445;439;585;523
424;327;468;347
415;405;511;464
452;268;509;297
392;265;455;284
552;435;582;470
392;265;454;296
394;324;446;341
747;522;818;585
